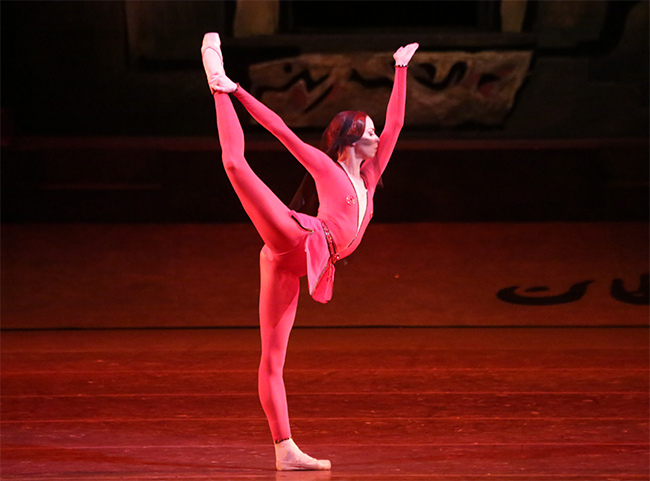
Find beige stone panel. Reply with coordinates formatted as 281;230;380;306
249;51;533;128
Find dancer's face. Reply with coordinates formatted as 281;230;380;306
353;117;379;160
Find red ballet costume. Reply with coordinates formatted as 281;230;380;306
212;66;407;443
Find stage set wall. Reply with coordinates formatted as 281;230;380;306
1;1;648;329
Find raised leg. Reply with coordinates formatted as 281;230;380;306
213;93;304;254
204;31;302;253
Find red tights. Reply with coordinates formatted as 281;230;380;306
214;92;306;441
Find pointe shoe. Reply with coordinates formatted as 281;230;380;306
201;33;225;77
201;33;237;93
275;438;331;471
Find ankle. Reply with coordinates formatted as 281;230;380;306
274;438;332;471
209;75;238;94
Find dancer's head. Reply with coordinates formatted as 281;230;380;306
321;111;377;161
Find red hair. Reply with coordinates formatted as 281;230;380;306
321;111;368;161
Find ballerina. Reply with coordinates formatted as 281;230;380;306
202;33;418;471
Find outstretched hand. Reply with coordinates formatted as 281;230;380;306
393;43;419;67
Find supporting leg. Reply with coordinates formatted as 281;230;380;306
258;249;331;471
258;247;300;441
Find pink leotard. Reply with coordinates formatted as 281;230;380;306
212;66;407;441
232;66;407;302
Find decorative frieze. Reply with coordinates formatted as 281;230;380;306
249;50;533;128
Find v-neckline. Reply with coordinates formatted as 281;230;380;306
338;161;367;189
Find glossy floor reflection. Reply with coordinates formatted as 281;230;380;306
1;327;648;480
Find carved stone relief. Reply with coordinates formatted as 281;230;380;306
249;50;533;128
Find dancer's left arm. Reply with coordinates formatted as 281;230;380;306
374;43;419;178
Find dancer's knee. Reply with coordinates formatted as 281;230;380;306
221;152;245;173
259;353;284;379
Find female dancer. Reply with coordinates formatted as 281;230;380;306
202;33;418;471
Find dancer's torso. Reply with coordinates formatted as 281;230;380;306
313;160;378;259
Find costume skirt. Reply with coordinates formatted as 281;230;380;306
263;211;337;304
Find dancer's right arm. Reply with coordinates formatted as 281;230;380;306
234;88;331;176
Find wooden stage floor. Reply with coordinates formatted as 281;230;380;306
2;326;648;480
